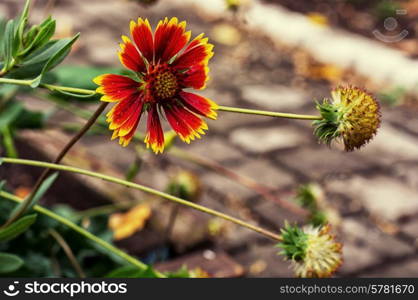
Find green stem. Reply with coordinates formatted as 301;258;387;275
42;83;96;96
77;202;139;218
0;190;164;277
218;105;322;120
0;78;96;96
2;102;108;227
0;77;321;120
1;127;18;158
0;78;33;87
1;157;283;241
40;94;308;216
49;229;86;278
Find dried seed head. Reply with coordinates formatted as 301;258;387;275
314;86;381;151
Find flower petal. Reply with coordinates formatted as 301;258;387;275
179;91;218;120
144;105;165;153
131;18;154;62
154;17;191;63
118;100;144;137
118;105;143;147
164;104;208;144
173;33;213;70
180;63;209;90
93;74;139;102
118;35;146;73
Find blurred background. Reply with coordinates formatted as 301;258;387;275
0;0;418;277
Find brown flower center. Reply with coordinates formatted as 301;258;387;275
145;63;178;101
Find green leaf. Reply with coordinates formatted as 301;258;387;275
14;108;48;130
9;172;59;218
0;17;7;60
53;65;124;90
15;0;31;49
30;33;80;87
27;172;59;210
106;265;159;278
1;126;18;158
16;34;78;80
20;17;56;57
2;20;16;72
0;253;24;273
0;214;37;242
165;266;192;278
0;101;24;130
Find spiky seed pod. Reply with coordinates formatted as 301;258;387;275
278;223;342;278
313;86;381;151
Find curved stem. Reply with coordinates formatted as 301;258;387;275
2;102;108;227
41;95;309;216
1;157;283;242
0;78;96;96
0;78;321;120
218;105;322;120
0;190;163;276
41;83;96;96
49;229;86;278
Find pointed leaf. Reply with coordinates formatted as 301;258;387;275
2;20;16;71
0;214;37;242
9;172;59;219
106;265;159;278
0;101;24;129
30;33;80;87
0;253;24;273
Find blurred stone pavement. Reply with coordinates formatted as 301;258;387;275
1;0;418;277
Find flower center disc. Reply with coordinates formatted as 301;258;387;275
153;69;178;100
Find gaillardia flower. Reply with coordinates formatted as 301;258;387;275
94;17;218;153
313;86;380;151
278;223;342;278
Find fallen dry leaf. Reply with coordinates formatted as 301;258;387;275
109;203;152;240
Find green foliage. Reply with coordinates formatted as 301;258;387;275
0;101;23;130
277;223;308;262
0;191;121;277
164;266;192;278
30;34;80;87
0;253;24;273
375;0;401;20
1;0;79;79
0;214;37;242
313;99;340;147
45;65;128;100
378;86;406;106
106;265;192;278
8;172;59;222
294;184;328;227
106;265;161;278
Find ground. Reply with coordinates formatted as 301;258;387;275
1;0;418;277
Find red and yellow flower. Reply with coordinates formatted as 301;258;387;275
94;17;218;153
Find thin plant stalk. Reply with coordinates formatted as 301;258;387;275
39;94;308;216
49;229;86;278
0;77;321;120
169;147;309;216
217;105;322;120
0;190;163;276
2;102;108;227
1;157;283;241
